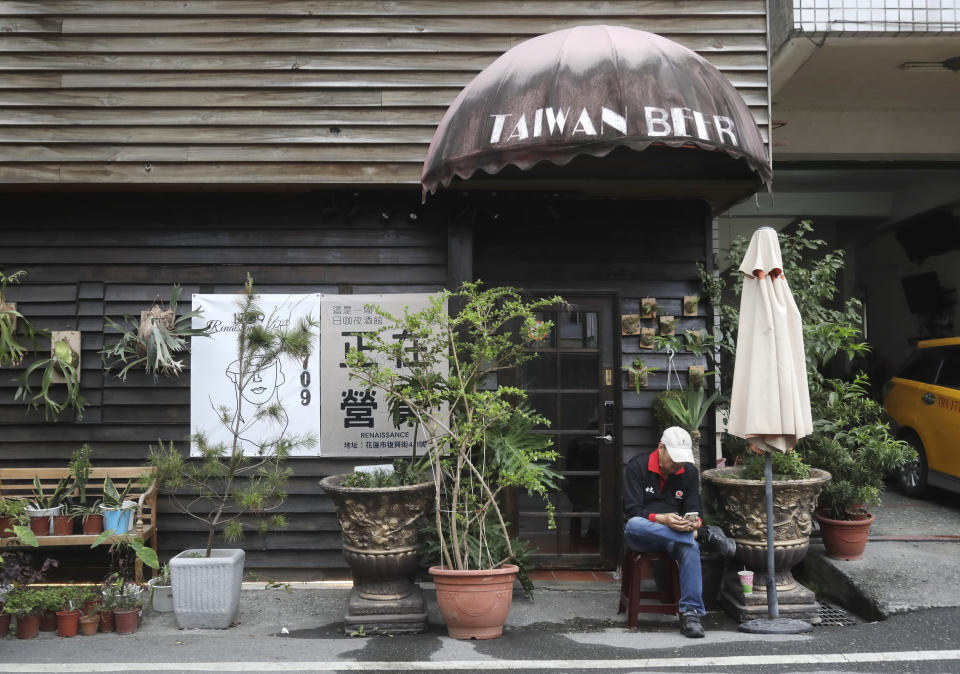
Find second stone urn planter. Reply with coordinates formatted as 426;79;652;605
320;474;434;635
702;466;830;623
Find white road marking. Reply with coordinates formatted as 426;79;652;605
2;650;960;671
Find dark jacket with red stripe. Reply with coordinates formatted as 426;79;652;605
624;450;702;521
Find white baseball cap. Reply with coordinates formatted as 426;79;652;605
660;426;695;465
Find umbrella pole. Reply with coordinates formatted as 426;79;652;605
738;451;813;634
764;450;779;617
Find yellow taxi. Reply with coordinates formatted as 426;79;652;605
883;337;960;497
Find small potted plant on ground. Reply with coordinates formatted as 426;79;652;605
78;601;100;636
3;587;44;639
25;475;74;537
110;579;144;635
55;586;82;638
148;563;173;613
148;274;318;629
100;284;213;381
345;283;562;639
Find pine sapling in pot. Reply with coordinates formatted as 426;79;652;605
147;274;318;629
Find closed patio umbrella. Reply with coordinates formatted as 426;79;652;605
727;227;814;634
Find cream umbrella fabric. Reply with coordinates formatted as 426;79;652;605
727;227;813;453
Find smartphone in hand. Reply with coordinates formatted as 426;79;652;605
683;511;699;522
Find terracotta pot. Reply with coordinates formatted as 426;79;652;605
38;610;58;632
53;515;75;536
79;614;100;636
16;614;40;640
56;609;80;637
430;564;518;640
113;608;140;635
98;609;115;633
0;605;9;635
815;511;875;561
29;516;51;537
82;598;102;614
0;515;14;537
81;514;104;535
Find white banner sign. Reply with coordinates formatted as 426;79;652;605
191;293;322;457
319;294;442;458
190;292;441;458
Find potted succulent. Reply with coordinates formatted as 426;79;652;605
100;284;213;381
66;444;102;535
658;386;721;471
622;358;658;392
14;334;86;421
148;275;317;629
345;283;562;639
99;475;137;534
0;269;42;368
148;563;173;613
25;475;75;537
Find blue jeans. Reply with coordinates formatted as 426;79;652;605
624;517;705;615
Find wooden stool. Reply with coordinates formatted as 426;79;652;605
617;549;681;628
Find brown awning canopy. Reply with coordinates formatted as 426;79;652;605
422;25;771;205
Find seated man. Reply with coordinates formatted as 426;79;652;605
623;426;735;638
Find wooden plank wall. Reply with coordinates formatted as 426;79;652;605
0;190;445;573
0;1;769;185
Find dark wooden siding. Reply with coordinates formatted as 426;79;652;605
0;1;769;185
0;190;445;571
474;197;715;468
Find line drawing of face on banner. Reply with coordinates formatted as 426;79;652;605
225;354;289;452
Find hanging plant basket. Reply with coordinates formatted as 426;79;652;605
639;328;655;350
621;314;642;336
682;295;700;317
640;298;658;319
658;316;675;337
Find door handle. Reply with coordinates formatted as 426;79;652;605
594;434;613;444
922;392;936;405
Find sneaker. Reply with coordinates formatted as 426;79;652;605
700;525;736;558
679;611;705;638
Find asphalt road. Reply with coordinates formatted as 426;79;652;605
2;602;960;673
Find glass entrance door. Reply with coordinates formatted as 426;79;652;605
501;296;619;568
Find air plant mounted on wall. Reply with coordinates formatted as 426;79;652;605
100;285;213;381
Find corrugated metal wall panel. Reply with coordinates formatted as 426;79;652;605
0;1;769;184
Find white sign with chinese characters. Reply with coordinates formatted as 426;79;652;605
191;293;322;457
319;294;442;458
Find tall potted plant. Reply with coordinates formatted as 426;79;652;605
802;375;913;560
320;460;434;635
346;283;562;639
148;274;318;629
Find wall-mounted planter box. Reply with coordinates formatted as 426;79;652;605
621;314;642;336
640;298;658;319
658;316;675;337
689;365;705;389
49;330;81;384
683;296;700;317
639;328;655;349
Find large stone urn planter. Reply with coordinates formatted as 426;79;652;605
702;466;830;623
320;474;433;634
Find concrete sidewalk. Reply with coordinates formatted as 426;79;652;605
799;487;960;620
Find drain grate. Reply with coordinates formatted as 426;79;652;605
816;601;857;627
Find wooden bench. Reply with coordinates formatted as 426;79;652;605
0;467;158;580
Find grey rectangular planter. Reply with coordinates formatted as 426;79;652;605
169;548;244;629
